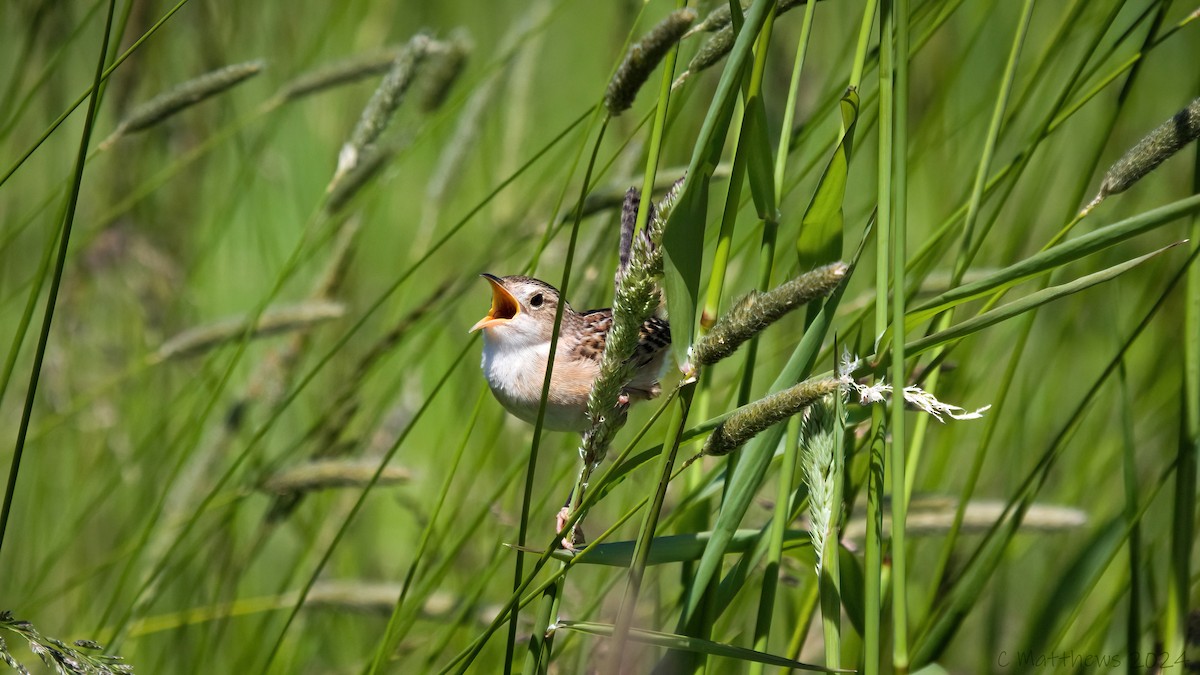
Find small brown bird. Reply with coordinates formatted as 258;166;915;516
470;274;670;432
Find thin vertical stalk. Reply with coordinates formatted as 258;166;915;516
750;8;819;674
258;341;475;673
702;109;751;330
632;0;686;240
1166;120;1200;665
889;0;910;670
905;0;1036;502
849;0;880;89
506;113;610;672
863;408;887;675
523;579;562;674
0;0;193;191
773;0;817;201
608;382;697;673
865;0;893;669
0;0;116;559
747;415;801;675
874;0;893;344
1118;362;1142;675
954;0;1036;279
368;390;487;674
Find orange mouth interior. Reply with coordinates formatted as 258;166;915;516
470;275;520;332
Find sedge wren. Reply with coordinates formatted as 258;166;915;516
470;274;670;431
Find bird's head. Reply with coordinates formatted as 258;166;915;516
470;274;565;344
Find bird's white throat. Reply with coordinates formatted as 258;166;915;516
479;328;588;431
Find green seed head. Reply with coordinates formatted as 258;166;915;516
419;30;472;112
276;46;405;102
692;262;847;367
1082;96;1200;216
604;9;697;116
703;378;841;457
104;59;265;147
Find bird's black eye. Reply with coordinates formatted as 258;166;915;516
530;293;544;308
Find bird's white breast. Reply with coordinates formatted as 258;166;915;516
480;332;589;431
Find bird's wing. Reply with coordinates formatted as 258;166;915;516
576;310;670;367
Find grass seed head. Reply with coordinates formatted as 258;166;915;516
262;458;412;495
677;24;734;87
337;34;431;179
102;60;265;148
276;46;405;102
604;9;697;116
326;140;402;212
703;377;841;457
154;300;345;362
419;30;472;112
692;262;847;367
800;395;844;573
1082;96;1200;216
581;181;684;465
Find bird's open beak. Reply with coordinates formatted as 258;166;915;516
470;273;520;332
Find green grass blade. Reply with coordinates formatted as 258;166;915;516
661;0;775;364
670;230;866;656
903;193;1200;328
910;243;1199;664
548;528;811;567
902;241;1185;360
555;621;843;672
1166;145;1200;665
1018;514;1127;659
0;0;193;191
797;89;859;271
0;0;116;559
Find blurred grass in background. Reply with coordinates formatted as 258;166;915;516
0;0;1198;672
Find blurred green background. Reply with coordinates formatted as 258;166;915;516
1;0;1198;672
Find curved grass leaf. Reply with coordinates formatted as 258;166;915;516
797;88;859;270
901;241;1185;359
1017;514;1126;666
901;192;1200;331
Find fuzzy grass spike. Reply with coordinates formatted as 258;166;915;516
604;9;697;116
101;60;264;149
581;180;684;465
276;46;406;102
701;378;842;457
1082;96;1200;216
336;35;431;180
690;262;847;368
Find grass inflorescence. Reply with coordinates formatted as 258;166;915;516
1082;96;1200;216
604;9;697;117
99;59;265;149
